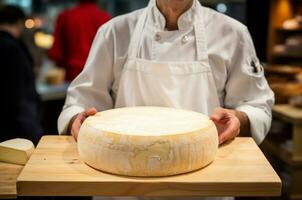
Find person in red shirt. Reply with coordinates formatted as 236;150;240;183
49;0;111;81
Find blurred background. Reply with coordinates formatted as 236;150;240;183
0;0;302;199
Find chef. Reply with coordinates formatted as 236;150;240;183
58;0;274;146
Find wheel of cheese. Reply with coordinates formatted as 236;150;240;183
78;106;218;177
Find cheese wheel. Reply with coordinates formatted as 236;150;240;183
78;107;218;177
0;138;35;165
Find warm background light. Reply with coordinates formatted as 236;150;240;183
25;19;35;29
34;32;54;49
275;0;293;27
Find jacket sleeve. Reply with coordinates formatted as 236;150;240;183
224;27;275;145
57;27;114;134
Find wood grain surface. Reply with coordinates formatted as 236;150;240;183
17;136;281;197
0;162;23;199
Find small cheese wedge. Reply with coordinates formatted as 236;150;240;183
78;106;218;177
0;138;35;165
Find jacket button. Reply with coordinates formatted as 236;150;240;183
182;35;189;44
155;33;161;41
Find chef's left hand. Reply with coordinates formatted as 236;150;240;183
210;107;240;145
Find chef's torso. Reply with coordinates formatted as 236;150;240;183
60;0;274;144
101;1;245;111
113;0;220;115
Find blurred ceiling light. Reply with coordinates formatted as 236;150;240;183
25;19;35;29
216;3;227;13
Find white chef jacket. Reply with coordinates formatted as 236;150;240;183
58;0;274;145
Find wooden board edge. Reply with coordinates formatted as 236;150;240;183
16;181;282;197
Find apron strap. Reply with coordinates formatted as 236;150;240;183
128;1;153;59
194;3;209;62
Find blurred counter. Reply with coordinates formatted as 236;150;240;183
36;81;69;133
36;82;69;101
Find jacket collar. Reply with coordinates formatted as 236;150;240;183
148;0;200;31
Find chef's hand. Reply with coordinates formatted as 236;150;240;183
210;107;250;145
68;107;97;141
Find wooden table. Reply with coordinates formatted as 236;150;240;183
0;162;23;199
17;136;281;197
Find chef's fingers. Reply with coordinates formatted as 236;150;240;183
71;108;97;141
84;107;97;117
71;114;85;141
210;107;228;122
218;116;240;144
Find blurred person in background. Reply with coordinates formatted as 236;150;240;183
48;0;111;82
0;5;42;144
21;28;44;77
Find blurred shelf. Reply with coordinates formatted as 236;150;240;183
265;64;302;73
261;105;302;200
262;138;302;167
276;27;302;33
267;1;302;199
263;105;302;168
272;52;302;59
273;104;302;124
267;0;302;66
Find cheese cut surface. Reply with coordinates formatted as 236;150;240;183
78;106;218;177
0;138;35;165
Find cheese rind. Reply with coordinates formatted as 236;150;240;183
0;138;35;165
78;107;218;177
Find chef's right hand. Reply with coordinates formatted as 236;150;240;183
68;107;97;141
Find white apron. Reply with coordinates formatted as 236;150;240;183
114;1;221;116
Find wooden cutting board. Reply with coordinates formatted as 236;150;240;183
17;136;281;197
0;162;23;199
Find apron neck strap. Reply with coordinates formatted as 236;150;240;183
128;1;152;59
194;2;208;61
